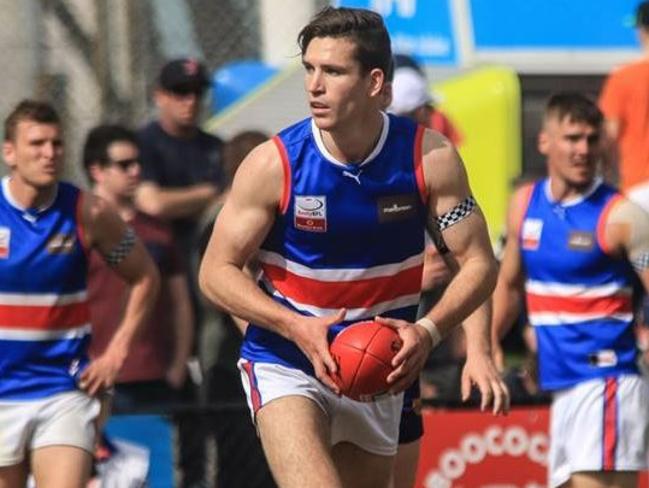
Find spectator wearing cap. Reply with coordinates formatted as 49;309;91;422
600;1;649;210
135;57;224;488
388;64;462;146
135;58;223;257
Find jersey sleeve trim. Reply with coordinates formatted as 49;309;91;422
75;191;91;257
597;193;623;255
513;182;535;238
272;135;292;215
413;124;427;205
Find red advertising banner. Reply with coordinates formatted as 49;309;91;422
414;406;649;488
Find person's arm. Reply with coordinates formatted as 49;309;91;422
490;187;528;370
435;244;510;414
198;141;344;392
79;194;161;395
604;197;649;292
165;273;194;389
379;130;498;393
460;298;510;415
598;74;622;185
135;181;218;219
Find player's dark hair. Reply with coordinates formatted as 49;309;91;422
82;124;138;182
544;92;603;128
637;1;649;30
298;7;392;77
4;99;60;142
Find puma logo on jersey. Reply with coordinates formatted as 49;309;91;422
342;170;362;185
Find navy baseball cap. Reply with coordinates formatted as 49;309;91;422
158;58;210;92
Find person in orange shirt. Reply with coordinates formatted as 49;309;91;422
599;1;649;211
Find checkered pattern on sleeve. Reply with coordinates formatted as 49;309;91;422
105;227;136;267
436;196;477;231
632;252;649;272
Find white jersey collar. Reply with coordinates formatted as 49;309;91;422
544;177;602;207
311;112;389;168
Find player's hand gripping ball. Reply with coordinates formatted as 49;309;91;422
330;320;402;401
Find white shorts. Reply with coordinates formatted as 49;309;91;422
0;391;100;466
549;374;649;488
239;360;402;456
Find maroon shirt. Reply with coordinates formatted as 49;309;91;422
88;212;183;382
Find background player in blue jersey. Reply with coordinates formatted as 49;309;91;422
0;100;159;487
200;7;498;488
492;92;649;488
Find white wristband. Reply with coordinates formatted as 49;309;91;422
416;317;442;349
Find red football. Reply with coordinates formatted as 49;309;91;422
330;320;402;401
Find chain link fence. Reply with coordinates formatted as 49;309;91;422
0;0;327;184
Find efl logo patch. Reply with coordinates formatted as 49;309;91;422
0;227;10;258
294;196;327;232
521;219;543;250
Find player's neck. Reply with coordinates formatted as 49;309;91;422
319;111;384;164
547;177;596;203
7;176;57;210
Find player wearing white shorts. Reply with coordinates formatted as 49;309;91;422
199;7;499;488
0;100;158;488
492;92;649;488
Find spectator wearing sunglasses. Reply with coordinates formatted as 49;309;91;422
82;124;193;412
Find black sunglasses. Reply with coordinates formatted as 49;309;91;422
107;158;139;171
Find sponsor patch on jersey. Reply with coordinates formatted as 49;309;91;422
521;218;543;250
0;227;10;258
567;230;594;251
294;196;327;232
377;194;418;223
47;233;76;254
588;349;618;368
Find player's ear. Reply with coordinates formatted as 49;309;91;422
2;141;16;170
88;162;103;185
368;68;385;98
538;129;549;156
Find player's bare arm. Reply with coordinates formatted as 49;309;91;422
425;230;510;414
198;141;344;391
490;186;528;370
79;193;160;395
460;298;510;415
604;197;649;291
381;130;498;393
433;227;510;414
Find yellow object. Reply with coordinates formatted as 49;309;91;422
433;66;522;241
